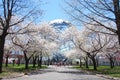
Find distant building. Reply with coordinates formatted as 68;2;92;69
3;53;24;64
98;53;120;66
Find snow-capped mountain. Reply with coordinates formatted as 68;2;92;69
49;19;71;31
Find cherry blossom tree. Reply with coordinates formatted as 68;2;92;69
102;36;119;68
64;48;85;67
4;43;13;67
14;51;23;66
36;38;58;67
35;23;59;67
77;30;111;70
12;34;33;69
0;0;42;73
65;0;120;45
62;24;111;70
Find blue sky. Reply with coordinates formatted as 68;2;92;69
41;0;69;22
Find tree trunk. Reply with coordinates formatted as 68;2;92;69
38;53;42;68
33;57;37;68
5;56;9;67
112;60;114;68
39;56;42;68
79;59;82;68
110;58;114;69
118;30;120;45
17;58;20;66
92;57;97;70
33;57;35;68
113;0;120;45
85;56;89;69
110;59;113;69
12;60;15;66
24;52;29;69
0;36;6;73
25;60;29;69
38;58;40;66
116;21;120;45
47;57;50;66
96;58;99;67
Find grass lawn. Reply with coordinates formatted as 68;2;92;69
73;65;120;78
0;64;48;78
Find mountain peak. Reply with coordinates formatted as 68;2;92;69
49;19;70;25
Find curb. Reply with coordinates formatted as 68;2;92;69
82;70;120;80
96;74;120;80
2;73;24;79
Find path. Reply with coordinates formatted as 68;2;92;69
2;66;111;80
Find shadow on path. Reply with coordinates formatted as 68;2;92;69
57;71;87;75
2;66;112;80
28;68;55;76
28;66;94;76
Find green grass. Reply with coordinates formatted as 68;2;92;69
97;66;120;78
73;65;120;78
0;64;48;78
3;64;48;71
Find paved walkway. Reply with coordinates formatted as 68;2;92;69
3;66;112;80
